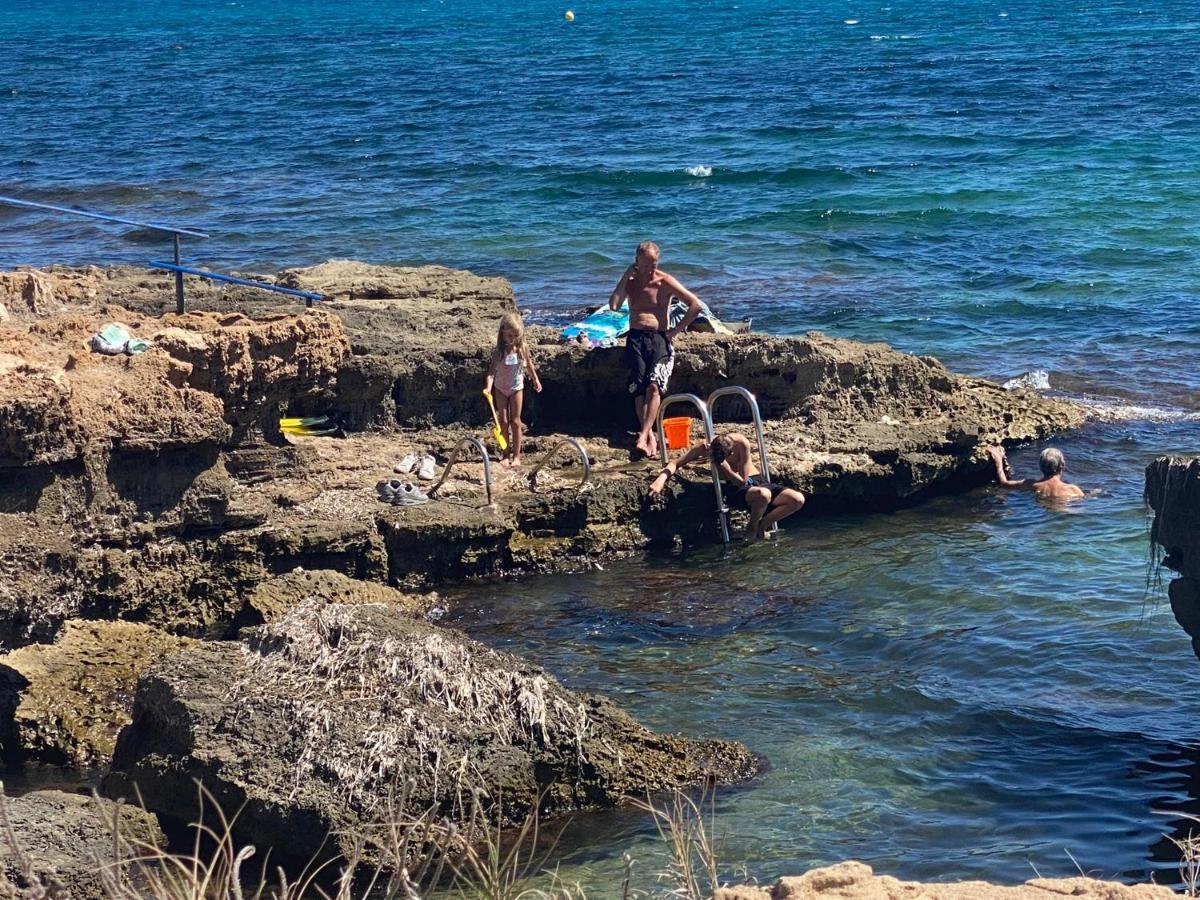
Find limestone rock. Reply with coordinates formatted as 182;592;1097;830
0;619;197;765
239;567;435;628
108;601;757;866
718;861;1176;900
0;789;163;900
0;302;346;475
0;261;1090;651
277;259;513;307
0;267;111;319
1145;457;1200;581
1145;457;1200;659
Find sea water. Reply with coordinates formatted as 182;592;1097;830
2;0;1199;890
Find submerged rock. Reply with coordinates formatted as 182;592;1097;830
717;861;1176;900
1145;456;1200;660
0;789;163;900
0;620;197;765
108;600;757;866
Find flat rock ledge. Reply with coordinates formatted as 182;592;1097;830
0;620;197;766
105;600;757;867
717;861;1175;900
1;262;1085;647
0;570;436;767
0;789;163;900
1145;456;1200;661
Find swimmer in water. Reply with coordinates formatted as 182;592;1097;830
986;445;1085;501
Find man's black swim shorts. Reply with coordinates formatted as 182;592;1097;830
725;477;786;510
625;329;674;396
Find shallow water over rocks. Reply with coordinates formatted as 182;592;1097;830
443;421;1200;891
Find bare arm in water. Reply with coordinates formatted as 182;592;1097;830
987;446;1030;489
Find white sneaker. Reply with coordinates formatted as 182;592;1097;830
394;452;418;475
417;453;437;481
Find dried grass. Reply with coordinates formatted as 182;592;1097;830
634;784;722;900
86;782;597;900
1168;822;1200;898
225;601;593;818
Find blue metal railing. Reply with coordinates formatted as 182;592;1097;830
0;194;325;312
148;261;324;308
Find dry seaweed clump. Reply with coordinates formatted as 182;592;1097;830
234;600;594;816
108;601;756;866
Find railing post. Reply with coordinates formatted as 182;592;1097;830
173;233;185;314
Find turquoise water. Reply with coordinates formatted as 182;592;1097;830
4;0;1200;890
444;423;1200;891
2;0;1199;404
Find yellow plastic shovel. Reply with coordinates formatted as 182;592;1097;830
482;390;508;451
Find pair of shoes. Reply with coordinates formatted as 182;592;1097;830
395;452;438;480
375;479;429;506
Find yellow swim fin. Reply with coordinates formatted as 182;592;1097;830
280;416;333;435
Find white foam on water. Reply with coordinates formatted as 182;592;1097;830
844;18;860;24
1002;369;1051;391
1070;397;1200;424
1001;369;1200;422
685;165;713;177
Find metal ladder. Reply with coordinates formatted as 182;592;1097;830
526;438;591;493
428;437;494;507
427;436;591;507
654;386;774;544
707;386;777;536
655;393;729;543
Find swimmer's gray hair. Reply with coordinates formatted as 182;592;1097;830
1039;447;1065;477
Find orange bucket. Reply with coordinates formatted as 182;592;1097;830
662;416;691;451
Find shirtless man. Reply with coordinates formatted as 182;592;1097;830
986;445;1085;501
609;241;702;458
649;431;806;540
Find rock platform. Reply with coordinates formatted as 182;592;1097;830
0;260;1089;881
1145;456;1200;661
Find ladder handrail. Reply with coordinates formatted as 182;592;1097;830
428;438;494;507
655;393;729;544
706;386;772;484
707;385;777;536
527;438;591;493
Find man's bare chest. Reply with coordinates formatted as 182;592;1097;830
627;277;667;308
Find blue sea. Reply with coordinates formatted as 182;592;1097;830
3;0;1200;892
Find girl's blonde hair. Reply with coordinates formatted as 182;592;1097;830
495;311;526;356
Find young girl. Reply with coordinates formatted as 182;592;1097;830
484;312;542;467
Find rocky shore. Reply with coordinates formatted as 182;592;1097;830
717;861;1176;900
1145;456;1200;660
0;261;1088;891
